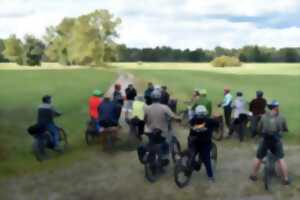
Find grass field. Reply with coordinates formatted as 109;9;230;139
0;69;115;178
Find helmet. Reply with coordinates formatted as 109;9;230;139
236;91;243;97
42;95;51;104
151;89;161;100
268;100;279;109
93;89;103;97
200;89;207;96
194;105;208;116
256;90;264;97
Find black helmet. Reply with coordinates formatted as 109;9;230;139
256;90;264;97
42;95;51;104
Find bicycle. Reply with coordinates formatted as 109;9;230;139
32;127;68;162
174;142;217;188
263;151;278;191
137;130;181;183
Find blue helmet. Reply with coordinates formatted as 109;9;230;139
268;100;279;109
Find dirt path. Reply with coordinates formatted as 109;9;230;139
105;71;136;97
0;73;300;200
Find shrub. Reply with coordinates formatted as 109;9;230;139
211;56;242;67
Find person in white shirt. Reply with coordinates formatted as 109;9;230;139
228;92;249;142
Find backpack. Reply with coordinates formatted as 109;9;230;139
27;124;46;136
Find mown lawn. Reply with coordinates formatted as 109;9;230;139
131;69;300;141
0;69;116;178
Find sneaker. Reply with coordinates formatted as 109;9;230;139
283;178;291;185
249;175;258;182
208;177;215;183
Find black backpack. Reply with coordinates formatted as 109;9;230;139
27;124;46;136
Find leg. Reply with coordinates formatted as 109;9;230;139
47;123;60;148
277;159;289;182
251;139;266;179
250;116;259;138
137;120;145;139
200;144;214;179
251;158;263;178
224;107;232;129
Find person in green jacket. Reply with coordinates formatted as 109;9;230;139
192;89;212;117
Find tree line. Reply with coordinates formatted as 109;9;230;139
118;45;300;63
0;9;299;66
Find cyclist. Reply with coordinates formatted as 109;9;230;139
112;83;124;123
228;91;249;141
98;96;119;129
37;95;62;150
192;89;212;117
125;84;137;112
128;96;146;140
160;86;170;105
249;100;290;185
144;89;181;158
218;87;233;129
144;82;154;105
189;105;219;182
249;90;267;138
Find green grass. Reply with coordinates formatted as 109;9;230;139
0;69;116;178
131;69;300;142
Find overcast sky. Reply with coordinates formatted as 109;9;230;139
1;0;300;49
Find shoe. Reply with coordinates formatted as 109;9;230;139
208;177;215;183
283;178;291;185
249;175;258;182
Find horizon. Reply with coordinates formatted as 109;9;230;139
1;0;300;50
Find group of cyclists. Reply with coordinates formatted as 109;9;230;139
32;81;290;185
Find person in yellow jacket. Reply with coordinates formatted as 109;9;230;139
128;96;146;140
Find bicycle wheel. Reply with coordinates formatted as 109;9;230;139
174;151;192;188
32;139;46;162
171;136;182;163
212;116;224;141
211;143;218;171
145;155;160;183
58;128;68;151
85;130;97;145
263;164;271;191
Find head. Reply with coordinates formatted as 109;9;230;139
115;84;121;91
42;95;52;104
200;89;207;97
93;89;103;97
128;84;133;89
236;91;243;97
268;100;279;114
151;89;161;103
148;82;154;89
224;87;230;95
256;90;264;98
162;86;167;91
194;105;208;123
193;89;200;97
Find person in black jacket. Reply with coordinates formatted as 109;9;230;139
125;84;137;116
160;86;170;105
37;95;61;149
189;105;218;182
144;82;154;105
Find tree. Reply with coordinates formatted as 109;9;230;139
278;48;299;62
3;35;23;64
44;9;121;66
23;35;45;66
0;39;7;62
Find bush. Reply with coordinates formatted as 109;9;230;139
211;56;242;67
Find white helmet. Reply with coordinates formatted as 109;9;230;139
195;105;208;116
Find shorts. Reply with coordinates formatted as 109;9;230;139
256;139;284;160
124;100;133;112
99;120;118;128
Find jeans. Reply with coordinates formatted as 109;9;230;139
250;115;261;137
224;106;232;129
190;141;213;178
47;123;60;148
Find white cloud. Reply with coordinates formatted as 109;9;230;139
0;0;300;49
